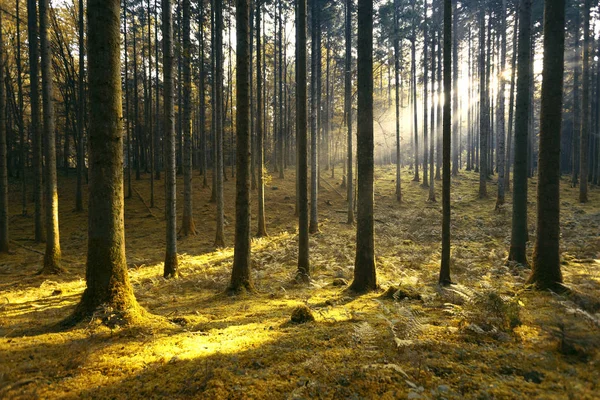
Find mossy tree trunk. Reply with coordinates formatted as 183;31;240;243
529;0;566;291
296;0;310;282
72;0;140;322
229;0;253;294
350;0;377;293
163;0;179;278
508;0;532;266
40;0;63;275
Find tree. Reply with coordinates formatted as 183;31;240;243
422;0;429;188
578;0;591;203
528;0;566;291
346;0;356;218
393;0;402;203
256;1;268;238
495;0;507;208
349;0;376;293
508;0;532;266
571;8;580;188
75;0;86;212
163;0;179;278
40;0;63;274
0;7;8;254
296;0;310;282
411;0;419;182
28;0;44;243
181;0;197;236
477;1;488;198
214;0;226;247
438;0;451;285
229;0;254;294
70;0;141;323
309;0;320;234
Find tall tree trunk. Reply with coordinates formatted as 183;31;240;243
495;0;507;208
214;0;225;247
278;0;285;179
148;0;155;207
350;0;377;293
163;0;179;277
428;6;436;202
309;0;319;234
508;0;532;265
0;8;8;253
296;0;310;282
71;0;141;323
229;0;253;293
394;0;402;202
256;1;267;238
40;0;63;274
28;0;44;242
16;1;26;216
451;0;459;176
200;2;207;188
439;0;452;285
411;0;419;182
180;0;196;235
75;0;85;212
133;19;141;181
529;0;565;291
504;15;518;193
478;3;488;198
579;0;591;202
422;0;429;188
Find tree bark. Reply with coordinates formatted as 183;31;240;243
163;0;179;278
229;0;253;294
350;0;377;293
70;0;141;323
296;0;310;282
40;0;63;274
0;8;8;253
439;0;452;285
28;0;44;243
309;0;320;234
508;0;532;266
256;1;267;238
529;0;565;291
579;0;591;203
214;0;225;247
495;0;507;208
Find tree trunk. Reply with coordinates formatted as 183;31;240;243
214;0;225;247
508;0;532;266
579;0;591;202
16;1;26;217
40;0;63;274
180;0;196;236
229;0;253;294
350;0;377;293
411;0;419;182
70;0;141;323
452;0;459;177
495;0;507;208
439;0;452;285
394;0;402;202
75;0;85;212
529;0;565;291
428;6;436;202
296;0;310;282
163;0;179;277
422;0;429;188
0;9;8;253
504;15;518;193
256;2;267;238
28;0;44;243
309;0;319;234
478;4;488;198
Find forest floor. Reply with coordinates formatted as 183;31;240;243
0;165;599;399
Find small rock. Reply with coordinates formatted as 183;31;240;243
51;289;63;296
290;305;315;324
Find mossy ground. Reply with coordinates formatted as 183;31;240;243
0;166;598;399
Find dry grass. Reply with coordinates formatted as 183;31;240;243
0;166;598;399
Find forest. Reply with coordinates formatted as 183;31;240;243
0;0;598;398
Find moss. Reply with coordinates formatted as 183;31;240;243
290;305;315;324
